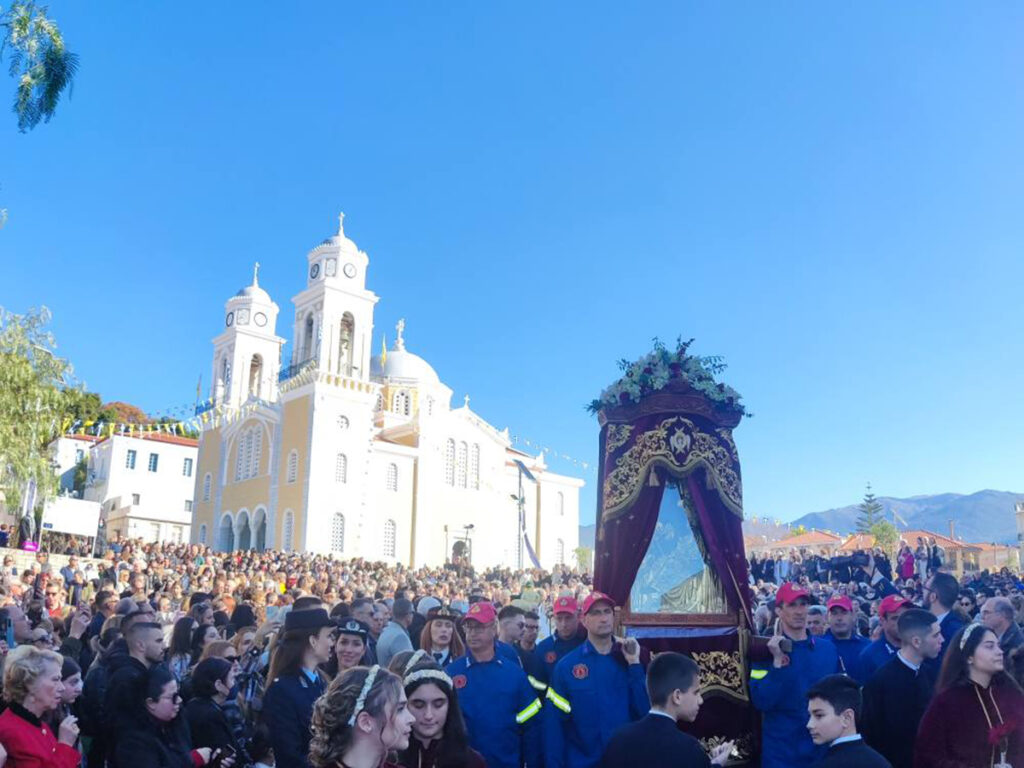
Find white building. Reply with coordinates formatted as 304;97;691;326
84;433;198;544
50;434;99;495
190;215;582;568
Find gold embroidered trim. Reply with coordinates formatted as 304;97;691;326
605;424;634;453
692;650;748;703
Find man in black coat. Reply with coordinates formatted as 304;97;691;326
806;675;891;768
600;652;733;768
102;617;166;760
861;609;942;768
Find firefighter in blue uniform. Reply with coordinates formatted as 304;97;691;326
535;595;588;684
446;601;543;768
750;582;840;768
543;592;649;768
821;595;870;681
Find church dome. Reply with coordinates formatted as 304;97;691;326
236;284;271;302
371;349;440;385
370;319;440;385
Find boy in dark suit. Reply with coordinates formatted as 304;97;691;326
600;652;733;768
806;674;891;768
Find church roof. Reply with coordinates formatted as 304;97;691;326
370;319;440;385
370;349;440;385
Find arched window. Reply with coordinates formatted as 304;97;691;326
445;439;455;486
386;463;398;492
254;508;267;551
237;510;252;550
335;453;348;484
242;431;254;480
393;390;410;416
331;513;345;553
248;354;263;399
234;438;244;482
218;514;235;552
282;509;294;551
558;491;565;517
216;356;227;399
250;429;262;478
456;442;468;489
383;519;396;558
202;473;212;502
287;450;298;484
339;313;355;376
301;314;314;362
198;523;207;545
556;539;565;565
471;443;480;490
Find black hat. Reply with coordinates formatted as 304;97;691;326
284;607;334;633
337;619;370;639
426;605;458;621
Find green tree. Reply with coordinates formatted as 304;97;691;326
573;546;593;572
71;455;86;495
869;520;899;559
1;3;78;132
857;483;884;533
0;306;71;513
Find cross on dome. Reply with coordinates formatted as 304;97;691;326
464;394;471;408
395;318;406;351
338;211;345;237
253;261;260;287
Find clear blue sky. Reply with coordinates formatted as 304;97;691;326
3;4;1023;526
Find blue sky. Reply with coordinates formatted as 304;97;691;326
3;4;1023;527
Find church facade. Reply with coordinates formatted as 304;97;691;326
189;216;582;569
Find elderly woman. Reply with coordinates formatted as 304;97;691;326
0;645;80;768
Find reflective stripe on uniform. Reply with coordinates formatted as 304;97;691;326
546;686;571;713
516;697;542;724
750;668;767;680
527;675;547;692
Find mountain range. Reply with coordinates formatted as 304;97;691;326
578;490;1024;548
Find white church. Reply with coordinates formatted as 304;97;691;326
190;215;582;569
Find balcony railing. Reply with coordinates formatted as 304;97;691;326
279;358;316;383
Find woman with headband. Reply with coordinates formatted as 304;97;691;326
914;622;1024;768
308;665;416;768
396;654;485;768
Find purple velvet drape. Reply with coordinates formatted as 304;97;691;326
594;480;663;606
687;470;752;619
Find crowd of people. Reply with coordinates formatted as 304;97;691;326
0;535;1017;768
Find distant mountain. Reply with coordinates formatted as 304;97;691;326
580;490;1024;549
791;490;1024;544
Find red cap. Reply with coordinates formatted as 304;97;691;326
464;601;497;624
553;596;578;615
775;582;810;606
827;596;854;612
581;591;615;615
879;594;913;618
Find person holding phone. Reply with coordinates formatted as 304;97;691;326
543;591;650;768
749;582;840;768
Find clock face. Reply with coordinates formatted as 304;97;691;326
325;259;337;277
343;262;357;278
225;312;234;327
254;312;267;327
310;263;321;279
337;415;350;430
236;309;250;325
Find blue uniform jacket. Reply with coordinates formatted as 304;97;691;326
856;637;897;683
261;670;326;768
535;627;587;683
823;631;870;682
750;635;839;768
446;649;543;768
543;639;650;768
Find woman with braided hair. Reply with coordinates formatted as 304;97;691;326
914;623;1024;768
309;665;415;768
395;653;485;768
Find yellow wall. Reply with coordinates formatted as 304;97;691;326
220;419;272;513
193;426;223;536
277;395;311;543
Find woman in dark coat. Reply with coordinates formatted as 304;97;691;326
915;623;1024;768
184;658;250;763
114;663;232;768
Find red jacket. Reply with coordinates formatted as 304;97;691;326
0;703;80;768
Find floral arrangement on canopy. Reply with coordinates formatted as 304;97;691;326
587;337;748;417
